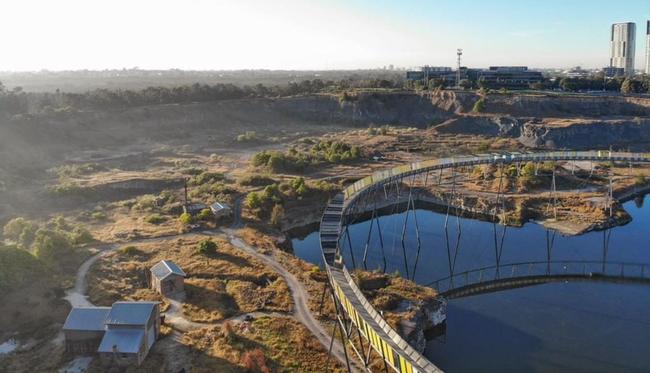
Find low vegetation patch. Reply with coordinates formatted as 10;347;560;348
145;213;167;225
245;177;339;221
251;140;361;173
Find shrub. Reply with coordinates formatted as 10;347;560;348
179;212;193;225
49;163;107;178
241;348;270;373
48;181;86;195
472;98;486;113
182;167;204;176
3;218;38;250
252;151;272;167
145;214;166;225
246;192;262;209
120;246;141;256
270;204;284;228
0;245;44;295
476;141;490;152
236;131;258;143
197;239;217;257
197;208;213;221
69;226;94;245
134;195;157;211
91;211;107;220
635;173;646;186
521;162;536;177
190;171;225;186
237;175;276;187
222;320;236;342
312;180;339;194
3;217;30;241
31;229;73;265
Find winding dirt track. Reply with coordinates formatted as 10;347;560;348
64;224;357;371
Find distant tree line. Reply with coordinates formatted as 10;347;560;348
406;73;650;94
0;77;405;115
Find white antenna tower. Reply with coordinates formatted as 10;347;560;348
456;49;463;89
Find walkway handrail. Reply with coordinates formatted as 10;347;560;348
428;259;650;291
320;150;650;373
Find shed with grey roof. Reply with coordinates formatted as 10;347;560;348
100;302;160;366
150;260;186;296
63;307;111;354
210;202;232;218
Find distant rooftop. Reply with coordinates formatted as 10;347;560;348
63;307;111;331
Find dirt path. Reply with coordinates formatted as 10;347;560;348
220;228;360;372
64;223;355;371
64;244;119;308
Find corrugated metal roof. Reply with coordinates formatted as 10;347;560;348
210;202;231;211
150;260;186;280
63;307;110;331
105;302;157;326
97;329;144;354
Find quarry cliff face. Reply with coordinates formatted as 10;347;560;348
429;91;650;149
518;118;650;149
438;91;650;117
3;91;650;171
273;92;454;126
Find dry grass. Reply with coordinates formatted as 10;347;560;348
183;316;346;372
87;235;293;322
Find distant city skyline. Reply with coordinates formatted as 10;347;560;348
1;0;650;71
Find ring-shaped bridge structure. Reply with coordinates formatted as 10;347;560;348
319;150;650;373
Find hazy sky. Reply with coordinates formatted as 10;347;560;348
2;0;650;71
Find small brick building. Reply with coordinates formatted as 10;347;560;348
150;260;186;296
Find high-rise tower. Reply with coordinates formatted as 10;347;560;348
610;22;636;76
646;20;650;74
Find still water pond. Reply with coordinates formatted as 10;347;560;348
291;197;650;372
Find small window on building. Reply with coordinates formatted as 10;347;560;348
121;353;129;358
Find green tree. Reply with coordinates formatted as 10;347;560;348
267;154;284;172
621;78;634;94
3;218;38;249
350;146;361;159
520;162;536;177
31;229;73;266
3;217;29;241
246;192;262;209
197;239;218;264
69;226;94;245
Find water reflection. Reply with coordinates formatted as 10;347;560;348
291;197;650;372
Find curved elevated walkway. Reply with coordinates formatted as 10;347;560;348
320;151;650;373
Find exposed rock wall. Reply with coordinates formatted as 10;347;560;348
519;118;650;149
446;91;650;117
